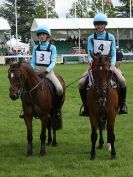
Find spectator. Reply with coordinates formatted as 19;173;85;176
116;46;123;68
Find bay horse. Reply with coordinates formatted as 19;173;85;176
87;53;119;160
8;61;65;156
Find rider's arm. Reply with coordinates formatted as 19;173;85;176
87;35;94;64
110;34;116;65
46;45;57;73
30;46;36;69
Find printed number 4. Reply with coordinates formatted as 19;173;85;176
98;44;104;52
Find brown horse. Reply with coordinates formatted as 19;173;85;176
8;62;65;156
87;53;119;160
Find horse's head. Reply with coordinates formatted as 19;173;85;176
90;53;110;87
8;62;24;100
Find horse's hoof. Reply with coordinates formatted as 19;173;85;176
107;143;111;152
39;151;46;156
26;151;32;156
52;142;57;147
90;155;95;160
98;145;103;149
111;155;116;160
47;142;52;146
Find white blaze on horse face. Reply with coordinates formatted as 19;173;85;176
11;72;14;78
100;66;103;70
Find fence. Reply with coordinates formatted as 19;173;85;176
0;53;133;65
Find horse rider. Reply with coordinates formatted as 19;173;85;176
79;12;128;116
20;25;63;119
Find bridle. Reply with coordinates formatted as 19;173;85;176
9;67;44;98
92;59;110;108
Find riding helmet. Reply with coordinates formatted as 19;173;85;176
93;12;108;26
36;25;51;36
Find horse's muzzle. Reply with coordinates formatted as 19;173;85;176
9;93;19;100
9;88;20;100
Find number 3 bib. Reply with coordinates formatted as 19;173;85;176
36;50;51;65
93;39;112;55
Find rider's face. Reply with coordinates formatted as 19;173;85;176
95;24;106;32
38;33;47;42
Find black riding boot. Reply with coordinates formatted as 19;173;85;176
55;95;62;119
79;89;89;117
118;87;128;114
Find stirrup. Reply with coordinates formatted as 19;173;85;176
118;104;128;115
79;111;88;117
79;105;89;117
19;114;24;118
55;110;61;119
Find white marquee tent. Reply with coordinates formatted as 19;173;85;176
0;17;11;31
6;38;30;52
0;17;11;44
31;18;133;47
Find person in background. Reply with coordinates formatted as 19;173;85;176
78;12;128;116
116;45;124;69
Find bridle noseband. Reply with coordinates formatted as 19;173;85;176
92;57;110;108
9;67;43;98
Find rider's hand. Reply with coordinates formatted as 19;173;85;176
88;62;92;69
110;64;115;71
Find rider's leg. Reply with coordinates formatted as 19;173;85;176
78;70;89;116
79;89;88;116
118;86;128;114
112;67;128;114
46;71;63;119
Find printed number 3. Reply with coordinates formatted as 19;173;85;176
98;44;104;52
40;53;45;61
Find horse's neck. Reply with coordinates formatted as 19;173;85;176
24;68;41;89
94;72;109;87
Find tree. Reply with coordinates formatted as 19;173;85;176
66;0;116;18
66;0;91;18
115;0;133;17
0;0;58;42
0;0;37;42
35;0;58;18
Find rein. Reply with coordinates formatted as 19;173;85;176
65;73;88;89
10;67;44;96
23;78;44;94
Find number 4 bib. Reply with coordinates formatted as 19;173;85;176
93;39;112;55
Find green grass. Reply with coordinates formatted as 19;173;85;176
0;63;133;177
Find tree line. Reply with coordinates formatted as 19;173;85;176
0;0;132;42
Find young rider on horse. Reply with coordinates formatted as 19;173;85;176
79;12;128;116
20;25;63;119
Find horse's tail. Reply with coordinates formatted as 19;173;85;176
55;115;63;130
52;113;63;130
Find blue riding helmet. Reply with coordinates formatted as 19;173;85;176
93;12;108;26
36;25;51;36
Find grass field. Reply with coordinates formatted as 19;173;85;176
0;63;133;177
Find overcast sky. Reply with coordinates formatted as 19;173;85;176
55;0;120;17
0;0;120;18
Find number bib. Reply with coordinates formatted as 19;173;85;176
36;50;51;65
93;39;112;55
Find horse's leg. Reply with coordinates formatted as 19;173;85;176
47;117;52;145
98;129;104;149
52;129;57;146
90;122;98;160
97;118;104;149
24;115;33;156
107;118;116;160
40;116;48;156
